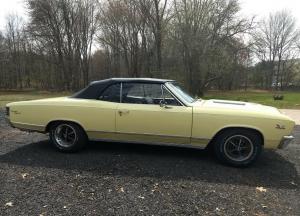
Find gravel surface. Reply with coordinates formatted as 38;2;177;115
0;109;299;216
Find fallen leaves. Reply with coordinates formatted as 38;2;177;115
21;173;29;179
117;187;125;193
151;183;159;193
256;187;267;193
5;202;13;207
138;195;145;199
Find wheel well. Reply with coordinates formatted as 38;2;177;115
208;127;264;148
45;120;86;134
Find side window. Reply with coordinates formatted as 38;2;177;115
125;83;144;98
144;84;162;99
122;83;163;105
99;83;121;103
121;83;181;106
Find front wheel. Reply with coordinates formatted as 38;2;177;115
213;129;262;167
49;122;87;152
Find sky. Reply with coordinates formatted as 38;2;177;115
240;0;300;22
0;0;300;31
0;0;27;31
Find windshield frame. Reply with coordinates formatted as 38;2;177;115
164;82;197;106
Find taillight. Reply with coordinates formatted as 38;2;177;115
5;106;10;116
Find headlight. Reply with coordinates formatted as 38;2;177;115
5;106;10;116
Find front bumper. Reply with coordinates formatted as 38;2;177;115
278;135;294;149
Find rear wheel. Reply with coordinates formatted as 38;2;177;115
213;129;262;167
49;122;87;152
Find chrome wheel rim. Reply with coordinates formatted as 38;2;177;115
223;135;254;162
54;124;77;148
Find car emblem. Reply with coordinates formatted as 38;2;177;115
275;124;285;130
11;110;21;115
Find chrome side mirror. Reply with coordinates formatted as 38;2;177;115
159;100;172;109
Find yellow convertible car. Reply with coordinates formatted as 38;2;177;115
5;78;295;166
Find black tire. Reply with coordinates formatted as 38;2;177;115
49;122;87;152
213;129;262;167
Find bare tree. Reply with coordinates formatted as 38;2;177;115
252;10;300;90
98;0;151;77
27;0;98;90
5;14;27;89
139;0;170;76
172;0;252;95
1;0;299;93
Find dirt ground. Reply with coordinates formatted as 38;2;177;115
0;109;299;216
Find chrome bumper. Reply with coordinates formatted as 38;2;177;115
278;135;294;149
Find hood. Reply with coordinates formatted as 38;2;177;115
195;99;282;116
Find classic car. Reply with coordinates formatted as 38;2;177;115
5;78;295;167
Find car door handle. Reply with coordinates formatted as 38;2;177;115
118;110;130;116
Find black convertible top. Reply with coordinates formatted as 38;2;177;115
72;78;174;99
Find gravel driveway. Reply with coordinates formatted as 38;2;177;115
0;109;299;216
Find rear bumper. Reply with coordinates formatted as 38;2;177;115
278;135;294;149
5;116;15;128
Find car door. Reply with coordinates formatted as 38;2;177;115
116;82;193;145
85;83;120;140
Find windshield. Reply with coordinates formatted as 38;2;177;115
166;82;196;104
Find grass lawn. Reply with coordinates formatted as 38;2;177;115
203;90;300;109
1;90;300;109
0;91;71;107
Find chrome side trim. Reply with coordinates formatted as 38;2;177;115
161;84;164;100
89;138;206;150
87;130;210;148
163;83;187;106
120;82;123;103
10;121;45;132
11;121;45;128
213;101;245;106
87;130;190;139
162;85;184;106
192;136;212;141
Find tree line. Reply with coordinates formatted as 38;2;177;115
0;0;299;95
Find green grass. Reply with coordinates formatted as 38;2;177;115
203;90;300;109
0;91;70;107
1;90;300;109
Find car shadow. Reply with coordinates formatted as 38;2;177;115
0;139;298;190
